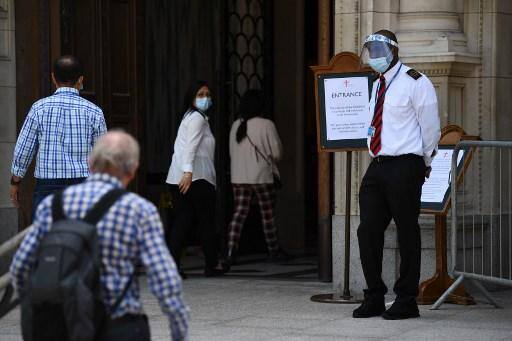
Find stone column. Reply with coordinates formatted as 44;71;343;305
0;0;18;272
398;0;468;55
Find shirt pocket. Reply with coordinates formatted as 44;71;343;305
385;93;411;122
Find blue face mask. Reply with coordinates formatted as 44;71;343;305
195;97;212;112
368;54;393;74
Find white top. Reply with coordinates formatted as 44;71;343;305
166;110;216;187
229;117;283;184
367;61;441;166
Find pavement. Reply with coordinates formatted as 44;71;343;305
1;256;512;340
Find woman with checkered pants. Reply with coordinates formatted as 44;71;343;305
225;89;290;269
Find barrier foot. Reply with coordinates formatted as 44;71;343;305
470;279;502;308
310;293;362;304
430;275;465;310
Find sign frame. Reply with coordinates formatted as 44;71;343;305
316;72;374;151
311;51;374;153
420;145;466;213
420;126;479;215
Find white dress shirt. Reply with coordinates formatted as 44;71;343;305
367;61;441;166
166;110;216;187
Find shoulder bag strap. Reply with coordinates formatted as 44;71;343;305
246;135;273;167
111;273;134;313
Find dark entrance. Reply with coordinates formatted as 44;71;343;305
15;0;319;261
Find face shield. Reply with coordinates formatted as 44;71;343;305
360;34;399;73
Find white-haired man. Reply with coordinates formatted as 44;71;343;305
10;130;189;340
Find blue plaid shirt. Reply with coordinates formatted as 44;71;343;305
10;173;189;340
11;87;107;179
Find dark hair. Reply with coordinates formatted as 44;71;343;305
236;89;265;143
183;80;209;113
375;29;399;52
53;55;83;85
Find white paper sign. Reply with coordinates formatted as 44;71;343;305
421;149;464;204
323;77;371;141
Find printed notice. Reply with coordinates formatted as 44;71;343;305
421;149;464;204
323;77;371;141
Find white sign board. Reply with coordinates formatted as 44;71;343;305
323;76;371;141
421;149;464;204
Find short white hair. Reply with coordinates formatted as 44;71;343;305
89;130;140;175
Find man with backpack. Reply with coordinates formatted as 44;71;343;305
10;130;189;341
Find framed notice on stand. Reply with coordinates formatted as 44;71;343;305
316;72;374;151
420;146;466;212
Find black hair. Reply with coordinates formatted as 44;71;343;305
375;29;398;44
183;80;209;114
53;55;83;85
236;89;265;143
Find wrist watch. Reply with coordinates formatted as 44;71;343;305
10;176;21;186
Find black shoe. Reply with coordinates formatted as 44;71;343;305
204;267;225;277
352;296;385;318
382;298;420;320
225;248;238;270
267;248;294;263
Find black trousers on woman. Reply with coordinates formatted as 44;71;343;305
169;180;218;270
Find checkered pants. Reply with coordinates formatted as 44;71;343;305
227;184;278;253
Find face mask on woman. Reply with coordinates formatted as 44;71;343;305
195;97;212;112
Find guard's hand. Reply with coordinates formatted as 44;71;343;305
425;166;432;179
178;172;193;194
10;184;20;208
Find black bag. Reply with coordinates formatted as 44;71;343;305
273;173;282;190
21;189;127;341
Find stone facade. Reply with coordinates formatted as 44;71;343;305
332;0;512;295
0;0;17;272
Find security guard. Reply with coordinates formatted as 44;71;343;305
353;30;441;320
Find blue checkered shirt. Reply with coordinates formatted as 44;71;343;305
11;87;107;179
10;173;190;340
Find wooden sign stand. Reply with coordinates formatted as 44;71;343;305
417;125;478;305
310;52;373;304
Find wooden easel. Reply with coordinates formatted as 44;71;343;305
417;125;478;305
310;52;372;303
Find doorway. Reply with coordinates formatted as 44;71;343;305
51;0;318;259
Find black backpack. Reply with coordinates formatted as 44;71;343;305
21;188;127;341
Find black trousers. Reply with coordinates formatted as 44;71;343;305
169;180;218;269
357;154;426;299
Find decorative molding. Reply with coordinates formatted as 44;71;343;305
0;0;7;20
401;53;480;78
0;30;9;61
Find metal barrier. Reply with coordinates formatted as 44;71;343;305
432;140;512;309
0;227;30;317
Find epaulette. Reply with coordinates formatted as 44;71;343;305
406;69;422;80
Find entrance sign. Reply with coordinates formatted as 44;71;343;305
317;73;373;150
421;147;465;211
322;75;371;141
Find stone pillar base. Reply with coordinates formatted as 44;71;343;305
332;214;437;298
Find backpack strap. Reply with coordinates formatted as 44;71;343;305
52;191;65;222
83;189;127;225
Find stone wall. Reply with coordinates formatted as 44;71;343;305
332;0;510;295
0;0;17;273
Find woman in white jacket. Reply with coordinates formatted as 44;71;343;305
226;89;289;267
166;81;223;277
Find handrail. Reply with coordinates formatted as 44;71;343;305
0;226;31;291
0;226;31;318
